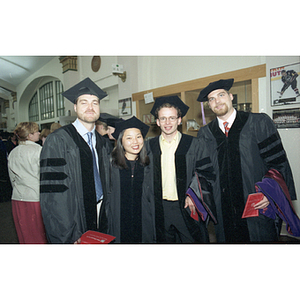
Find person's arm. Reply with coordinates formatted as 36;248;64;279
40;133;82;243
185;133;217;223
256;113;296;200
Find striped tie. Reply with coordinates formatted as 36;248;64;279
223;122;230;137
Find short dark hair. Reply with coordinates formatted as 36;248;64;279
154;103;182;119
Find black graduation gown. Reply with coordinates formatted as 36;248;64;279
196;111;296;243
146;133;209;243
104;158;156;243
0;141;12;202
40;124;111;243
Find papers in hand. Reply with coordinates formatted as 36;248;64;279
80;230;116;244
242;193;264;218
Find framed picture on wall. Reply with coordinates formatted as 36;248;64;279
118;97;132;117
272;108;300;129
270;62;300;106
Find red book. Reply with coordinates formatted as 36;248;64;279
80;230;116;244
242;193;264;218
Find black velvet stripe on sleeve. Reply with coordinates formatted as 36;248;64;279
260;143;284;159
258;132;287;164
257;132;279;150
267;154;287;165
40;172;68;181
40;184;69;193
196;157;216;181
40;158;67;167
196;156;211;167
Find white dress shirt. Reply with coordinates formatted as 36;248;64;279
217;109;237;133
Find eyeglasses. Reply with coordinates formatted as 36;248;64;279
158;116;178;123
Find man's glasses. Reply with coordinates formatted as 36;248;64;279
158;116;178;123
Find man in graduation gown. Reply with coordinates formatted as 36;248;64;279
96;113;123;149
145;96;209;243
191;78;296;243
40;78;112;244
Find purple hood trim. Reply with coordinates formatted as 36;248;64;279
256;171;300;237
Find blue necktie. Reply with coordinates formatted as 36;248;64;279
87;132;103;202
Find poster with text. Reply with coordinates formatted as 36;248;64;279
270;62;300;106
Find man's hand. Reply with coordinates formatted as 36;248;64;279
254;195;269;210
74;238;81;244
184;196;196;215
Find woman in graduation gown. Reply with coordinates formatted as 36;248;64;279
103;116;156;243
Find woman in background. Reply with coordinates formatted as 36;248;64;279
102;116;156;243
8;122;47;244
50;122;62;133
40;128;50;145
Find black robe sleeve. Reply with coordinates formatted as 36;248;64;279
40;126;95;243
253;113;296;200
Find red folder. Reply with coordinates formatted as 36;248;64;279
80;230;116;244
242;193;264;218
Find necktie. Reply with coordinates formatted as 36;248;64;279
223;122;230;137
87;132;103;202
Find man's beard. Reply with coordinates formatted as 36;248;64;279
212;104;229;117
78;111;100;123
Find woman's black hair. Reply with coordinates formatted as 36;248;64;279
111;129;150;169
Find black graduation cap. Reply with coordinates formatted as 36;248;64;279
98;113;119;121
112;116;149;139
197;78;234;102
106;118;123;128
98;113;123;128
62;77;107;103
150;95;189;117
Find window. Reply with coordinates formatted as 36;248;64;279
28;79;65;123
28;92;39;122
56;81;64;117
39;82;54;120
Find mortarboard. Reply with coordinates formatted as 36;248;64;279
98;113;123;128
197;78;234;102
98;113;119;122
112;116;149;139
150;95;189;117
62;77;107;103
106;118;123;128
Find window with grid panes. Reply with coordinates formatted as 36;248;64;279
39;82;54;120
28;92;39;122
55;81;65;117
